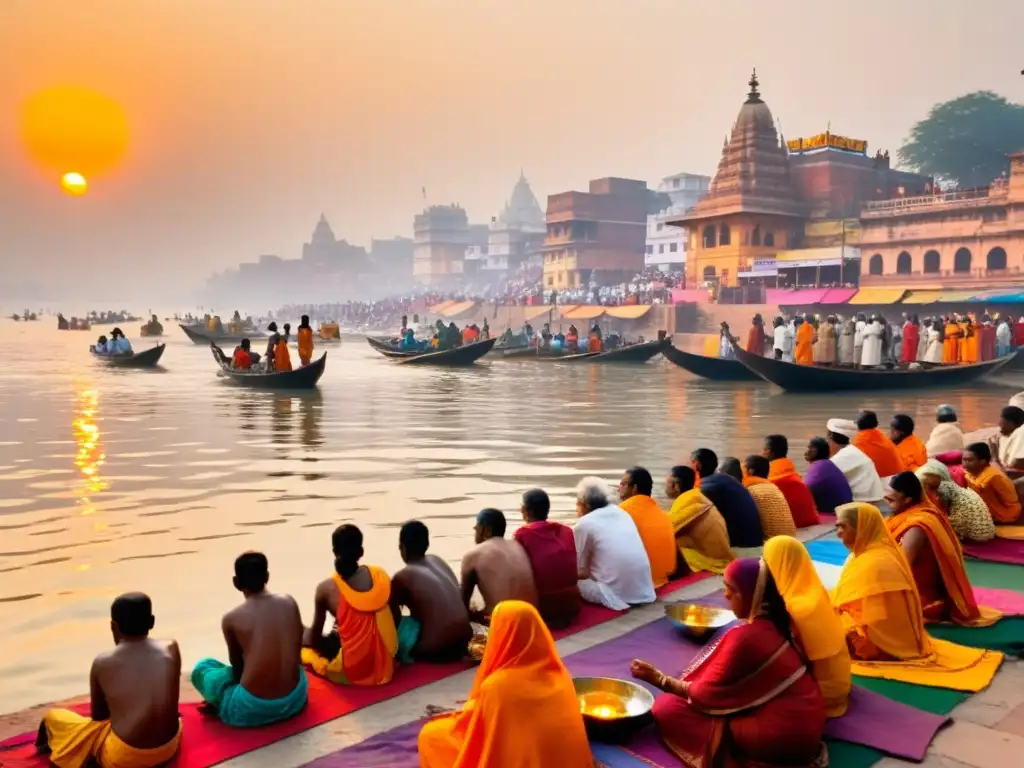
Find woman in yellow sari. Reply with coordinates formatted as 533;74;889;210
418;601;592;768
832;503;1002;691
762;536;851;717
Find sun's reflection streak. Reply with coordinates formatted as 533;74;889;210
73;388;107;514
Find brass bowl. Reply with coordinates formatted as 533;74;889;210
467;634;487;663
573;677;655;743
665;602;736;641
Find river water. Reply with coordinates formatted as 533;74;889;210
0;318;1020;713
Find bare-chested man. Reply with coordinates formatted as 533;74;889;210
191;552;308;727
460;508;538;624
391;520;473;662
37;593;182;767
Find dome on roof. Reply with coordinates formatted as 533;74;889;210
495;171;544;228
310;213;336;245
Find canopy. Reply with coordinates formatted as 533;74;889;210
768;288;829;305
438;300;477;318
428;300;457;314
902;290;942;305
605;305;652;320
522;305;556;322
983;293;1024;303
819;288;858;304
560;305;606;320
847;288;907;305
936;291;981;303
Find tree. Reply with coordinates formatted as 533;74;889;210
898;91;1024;189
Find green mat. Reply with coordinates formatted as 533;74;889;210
965;559;1024;592
929;616;1024;655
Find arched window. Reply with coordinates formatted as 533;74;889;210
702;225;716;248
764;232;775;247
868;254;883;275
751;225;761;246
703;266;717;278
719;224;732;246
987;247;1007;271
954;247;972;273
896;251;912;274
923;250;940;273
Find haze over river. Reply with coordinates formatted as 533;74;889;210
1;318;1020;713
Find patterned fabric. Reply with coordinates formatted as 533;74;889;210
747;483;797;540
937;480;996;542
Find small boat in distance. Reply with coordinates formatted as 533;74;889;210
91;344;166;369
210;343;326;389
181;324;267;346
367;336;497;366
662;345;761;381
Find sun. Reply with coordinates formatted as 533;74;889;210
19;86;130;186
61;172;88;196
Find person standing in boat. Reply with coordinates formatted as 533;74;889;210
746;313;766;355
297;316;314;367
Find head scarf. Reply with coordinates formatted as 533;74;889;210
724;558;762;619
827;418;858;439
915;458;951;485
471;601;566;701
762;536;846;660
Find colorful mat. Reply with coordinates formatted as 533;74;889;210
963;536;1024;565
0;572;712;768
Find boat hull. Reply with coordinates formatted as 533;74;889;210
570;340;668;363
731;343;1013;392
368;337;497;365
93;344;166;368
662;345;760;381
210;343;326;389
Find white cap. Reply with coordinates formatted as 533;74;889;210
827;418;858;438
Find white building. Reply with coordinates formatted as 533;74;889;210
466;172;546;274
645;172;710;269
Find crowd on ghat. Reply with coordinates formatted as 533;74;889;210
731;312;1024;366
32;399;1024;768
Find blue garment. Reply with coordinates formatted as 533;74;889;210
191;659;308;728
396;615;421;664
92;342;109;356
698;474;763;547
109;337;133;355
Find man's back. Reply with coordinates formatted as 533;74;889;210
462;538;538;616
393;555;472;657
514;520;581;626
574;505;655;607
699;474;763;547
93;639;181;749
225;592;303;699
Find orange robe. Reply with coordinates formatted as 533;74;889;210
794;322;815;365
767;458;820;527
895;434;928;473
619;494;677;588
853;428;905;477
966;465;1023;524
886;504;1000;627
746;324;766;354
942;323;961;364
961;324;978;363
297;327;314;366
418;601;592;768
232;348;252;369
301;566;398;685
274;339;292;372
588;334;601;353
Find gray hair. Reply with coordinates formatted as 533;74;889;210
575;476;610;511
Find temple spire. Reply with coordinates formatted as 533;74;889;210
746;68;762;104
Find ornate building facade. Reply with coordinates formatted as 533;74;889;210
485;172;546;273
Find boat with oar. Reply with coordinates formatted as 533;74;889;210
566;339;668;364
180;324;266;346
210;343;326;389
91;344;166;369
730;341;1013;393
367;336;497;365
663;344;760;381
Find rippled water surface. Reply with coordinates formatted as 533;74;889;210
1;318;1020;712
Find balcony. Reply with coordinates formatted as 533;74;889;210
862;186;1009;218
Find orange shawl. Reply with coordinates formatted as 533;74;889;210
768;457;801;482
742;476;772;488
619;495;676;588
886;505;1000;628
853;428;905;477
767;458;819;527
795;322;815;365
274;339;293;372
966;465;1023;524
895;435;928;473
418;601;592;768
297;327;314;362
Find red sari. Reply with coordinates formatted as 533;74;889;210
901;322;919;363
513;521;581;629
652;618;826;768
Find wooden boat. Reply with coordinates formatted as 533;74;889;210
568;339;668;364
500;346;593;360
662;344;761;381
1005;348;1024;372
731;342;1014;393
368;336;497;365
210;343;326;389
92;344;166;368
181;324;266;346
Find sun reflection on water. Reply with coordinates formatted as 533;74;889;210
73;388;107;509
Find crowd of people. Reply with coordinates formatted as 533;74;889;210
230;317;317;372
31;397;1024;768
732;312;1024;366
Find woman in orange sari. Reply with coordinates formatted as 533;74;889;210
631;558;826;768
418;601;592;768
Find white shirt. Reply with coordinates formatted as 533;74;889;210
574;504;655;611
773;326;788;352
999;424;1024;468
830;445;884;502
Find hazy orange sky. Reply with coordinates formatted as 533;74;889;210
1;0;1021;301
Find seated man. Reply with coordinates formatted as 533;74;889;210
302;525;398;685
852;410;905;478
232;338;253;369
992;405;1024;481
390;521;473;663
691;448;763;547
192;552;307;727
884;472;1000;627
617;466;677;588
762;434;820;527
741;455;797;538
514;489;581;629
963;442;1022;524
460;509;538;623
574;477;656;610
804;437;854;515
37;593;182;768
926;404;965;456
666;466;734;574
891;414;928;472
827;420;884;502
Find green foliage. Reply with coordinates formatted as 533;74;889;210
898;91;1024;189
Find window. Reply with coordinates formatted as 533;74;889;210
646;244;653;255
896;251;912;274
764;232;775;247
868;254;883;275
923;250;940;273
702;225;716;248
719;224;731;246
658;244;665;254
953;247;972;273
751;225;761;246
669;243;678;253
703;266;716;278
546;276;553;286
987;247;1007;271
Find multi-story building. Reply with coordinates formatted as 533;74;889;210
412;204;470;285
542;177;649;290
645;172;710;270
